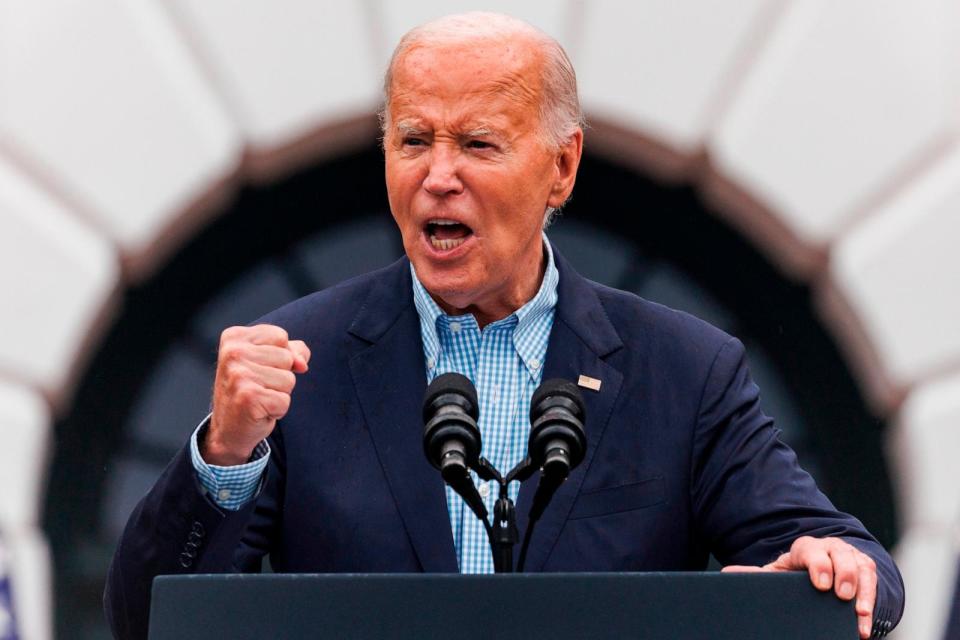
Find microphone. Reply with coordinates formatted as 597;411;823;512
422;372;481;483
528;379;587;481
423;373;525;572
422;373;493;537
518;378;587;571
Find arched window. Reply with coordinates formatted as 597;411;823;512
44;146;897;637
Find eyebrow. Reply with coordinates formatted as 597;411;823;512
396;122;428;136
463;127;494;138
394;122;502;139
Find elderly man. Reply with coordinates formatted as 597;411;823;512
105;12;903;640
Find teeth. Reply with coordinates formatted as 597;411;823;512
428;219;460;226
430;236;467;250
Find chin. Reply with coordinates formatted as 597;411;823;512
417;271;476;310
421;276;469;303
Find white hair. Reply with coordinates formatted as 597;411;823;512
379;12;585;150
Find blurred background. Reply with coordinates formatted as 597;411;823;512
1;1;958;638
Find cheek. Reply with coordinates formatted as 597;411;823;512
498;161;554;209
386;171;420;220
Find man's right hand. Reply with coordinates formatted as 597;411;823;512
202;324;311;466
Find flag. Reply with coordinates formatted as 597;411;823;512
0;541;18;640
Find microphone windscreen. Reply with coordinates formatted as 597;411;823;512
423;372;479;421
530;378;585;421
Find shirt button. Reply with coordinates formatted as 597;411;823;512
529;358;541;369
479;483;490;498
450;322;461;333
218;489;231;501
427;357;436;369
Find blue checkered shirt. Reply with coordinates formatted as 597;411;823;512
190;239;558;573
190;422;269;510
412;240;558;573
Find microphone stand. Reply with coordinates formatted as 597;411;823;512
426;377;586;574
472;457;539;573
473;459;518;573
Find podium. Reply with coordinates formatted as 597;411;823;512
149;572;857;639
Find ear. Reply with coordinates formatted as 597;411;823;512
547;128;584;208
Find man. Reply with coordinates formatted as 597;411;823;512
105;12;903;639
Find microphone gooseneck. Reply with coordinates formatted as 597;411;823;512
422;373;588;573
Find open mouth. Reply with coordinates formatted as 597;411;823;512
425;219;473;251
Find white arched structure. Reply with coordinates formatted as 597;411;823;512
1;1;958;638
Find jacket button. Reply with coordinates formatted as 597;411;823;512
179;552;194;568
191;521;205;537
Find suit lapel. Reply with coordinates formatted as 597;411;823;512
515;247;625;571
347;259;459;572
344;248;624;574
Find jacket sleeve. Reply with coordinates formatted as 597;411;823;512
690;337;904;635
103;431;284;640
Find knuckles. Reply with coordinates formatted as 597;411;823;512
220;357;254;389
276;370;297;393
289;339;311;360
791;536;816;554
277;349;296;370
266;325;290;343
219;325;245;344
268;392;291;417
219;324;290;347
232;381;259;407
213;324;300;426
219;343;248;368
251;324;289;345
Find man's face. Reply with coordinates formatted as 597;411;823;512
384;37;581;322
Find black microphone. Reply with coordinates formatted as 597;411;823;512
422;372;481;483
528;379;587;481
422;373;494;539
423;372;519;572
518;378;587;571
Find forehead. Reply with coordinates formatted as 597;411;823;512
388;39;544;129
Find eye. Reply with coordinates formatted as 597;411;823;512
466;140;493;150
402;137;426;147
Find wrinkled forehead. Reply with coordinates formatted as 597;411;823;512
388;37;545;112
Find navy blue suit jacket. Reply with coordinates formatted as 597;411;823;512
105;248;904;639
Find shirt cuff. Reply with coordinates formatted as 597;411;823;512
189;416;270;511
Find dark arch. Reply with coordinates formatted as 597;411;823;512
43;143;897;637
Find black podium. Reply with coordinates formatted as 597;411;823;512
149;572;857;639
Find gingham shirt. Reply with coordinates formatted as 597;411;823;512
190;422;269;510
190;239;558;573
411;240;558;573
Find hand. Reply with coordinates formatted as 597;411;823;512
722;536;877;639
204;324;311;465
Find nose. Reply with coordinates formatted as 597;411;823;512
422;144;463;196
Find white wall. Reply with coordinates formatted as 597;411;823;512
0;1;957;637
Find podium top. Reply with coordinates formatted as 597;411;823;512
150;572;856;640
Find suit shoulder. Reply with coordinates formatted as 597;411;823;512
254;259;406;335
589;280;739;361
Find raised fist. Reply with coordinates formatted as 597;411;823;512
202;324;311;465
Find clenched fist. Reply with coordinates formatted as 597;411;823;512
202;324;311;466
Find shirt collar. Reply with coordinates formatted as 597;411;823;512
411;235;559;370
514;239;558;334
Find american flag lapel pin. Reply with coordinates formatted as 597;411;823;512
577;374;602;392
